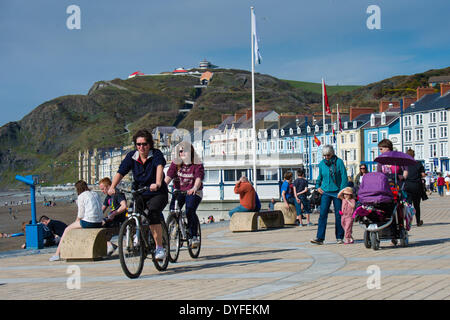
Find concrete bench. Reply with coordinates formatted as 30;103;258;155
59;227;118;261
229;210;284;232
274;202;297;225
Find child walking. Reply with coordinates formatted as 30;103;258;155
338;187;356;244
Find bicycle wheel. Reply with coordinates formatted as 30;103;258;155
188;214;201;259
166;214;181;263
118;218;144;279
152;220;170;271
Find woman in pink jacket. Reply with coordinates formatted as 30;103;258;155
338;187;356;244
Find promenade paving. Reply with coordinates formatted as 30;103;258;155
0;192;449;301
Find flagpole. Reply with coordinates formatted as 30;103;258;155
322;78;326;142
251;6;257;191
336;103;340;158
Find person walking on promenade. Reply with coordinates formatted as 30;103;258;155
108;129;169;261
311;145;348;245
49;180;103;261
337;187;356;244
165;141;204;248
403;149;426;227
293;168;312;226
437;173;445;197
229;176;256;217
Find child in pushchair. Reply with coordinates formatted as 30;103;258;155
353;171;409;250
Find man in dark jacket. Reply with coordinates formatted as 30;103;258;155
404;149;426;226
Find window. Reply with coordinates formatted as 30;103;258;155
350;134;355;143
415;114;423;125
224;170;236;182
430;144;437;157
270;141;276;152
353;121;357;129
280;129;285;136
415;129;423;141
256;168;278;181
440;143;448;157
381;131;388;140
341;135;346;144
439;111;447;122
404;130;412;142
296;127;301;134
262;142;267;151
320;136;324;145
324;124;328;132
312;152;317;164
440;126;448;138
307;126;311;133
415;145;424;160
224;169;247;182
370;114;375;126
344;121;348;129
404;115;412;127
315;125;319;132
429;127;437;139
381;113;386;125
289;128;293;135
430;112;437;123
277;140;283;151
286;140;293;151
370;132;378;143
204;170;220;183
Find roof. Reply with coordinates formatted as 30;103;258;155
361;114;399;129
153;126;177;134
403;91;450;114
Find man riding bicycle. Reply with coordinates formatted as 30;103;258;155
165;141;204;248
108;129;168;260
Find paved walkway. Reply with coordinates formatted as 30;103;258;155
0;193;449;300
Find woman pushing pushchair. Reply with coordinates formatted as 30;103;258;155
353;140;416;250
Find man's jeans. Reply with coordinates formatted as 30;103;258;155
229;205;252;217
316;192;344;241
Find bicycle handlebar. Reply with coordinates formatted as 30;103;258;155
116;186;149;195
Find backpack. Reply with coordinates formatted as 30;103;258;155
357;172;394;205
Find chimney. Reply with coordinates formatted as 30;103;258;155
222;114;232;122
349;107;375;121
441;83;450;96
416;87;435;101
246;109;252;120
379;101;391;113
234;112;245;122
402;97;416;110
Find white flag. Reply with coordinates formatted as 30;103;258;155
251;9;262;65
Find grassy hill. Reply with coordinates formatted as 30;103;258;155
1;66;449;188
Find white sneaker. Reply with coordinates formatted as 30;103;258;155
107;243;117;256
190;236;200;248
154;247;166;261
49;255;61;262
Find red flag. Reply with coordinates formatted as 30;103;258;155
337;104;343;132
314;134;321;146
323;80;331;115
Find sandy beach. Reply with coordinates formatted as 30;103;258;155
0;200;78;253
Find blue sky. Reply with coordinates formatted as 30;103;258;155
1;0;449;126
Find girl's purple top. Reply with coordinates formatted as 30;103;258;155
167;162;204;191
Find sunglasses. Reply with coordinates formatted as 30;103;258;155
136;142;149;147
179;149;185;154
343;193;352;196
360;167;367;170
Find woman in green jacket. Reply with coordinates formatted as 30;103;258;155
311;145;348;245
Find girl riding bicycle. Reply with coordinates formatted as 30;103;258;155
165;141;204;248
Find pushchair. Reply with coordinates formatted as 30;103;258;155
354;171;409;250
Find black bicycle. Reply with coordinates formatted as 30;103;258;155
166;190;201;262
117;187;170;278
